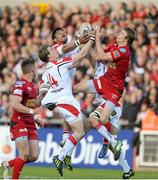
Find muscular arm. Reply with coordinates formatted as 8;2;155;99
95;27;113;62
62;35;89;54
95;40;113;61
61;42;77;54
69;37;95;69
10;95;33;114
35;92;47;107
88;47;98;68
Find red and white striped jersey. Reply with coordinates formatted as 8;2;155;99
51;43;80;79
41;57;75;105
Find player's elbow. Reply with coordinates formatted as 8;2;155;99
10;100;15;109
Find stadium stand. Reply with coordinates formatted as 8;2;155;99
0;1;157;132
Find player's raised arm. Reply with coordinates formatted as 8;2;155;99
62;35;89;54
88;47;98;68
69;35;95;69
51;27;89;55
95;26;113;62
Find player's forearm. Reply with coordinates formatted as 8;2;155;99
95;38;106;60
10;102;35;114
88;48;98;68
77;38;95;60
35;92;47;107
62;42;76;54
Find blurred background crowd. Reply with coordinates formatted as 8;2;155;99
0;1;158;136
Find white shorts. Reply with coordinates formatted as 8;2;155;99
42;95;83;124
98;103;122;130
56;98;83;124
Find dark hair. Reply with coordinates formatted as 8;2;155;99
124;27;136;47
38;45;50;63
21;58;35;74
51;27;64;40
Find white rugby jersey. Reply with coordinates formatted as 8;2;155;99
51;44;80;79
41;57;74;106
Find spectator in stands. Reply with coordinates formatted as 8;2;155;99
0;1;157;128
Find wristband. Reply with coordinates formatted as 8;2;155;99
29;109;35;115
89;35;95;41
74;39;81;47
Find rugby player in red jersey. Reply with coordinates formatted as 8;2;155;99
1;58;44;179
74;26;136;161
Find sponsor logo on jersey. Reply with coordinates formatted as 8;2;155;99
13;89;23;95
19;128;28;132
111;93;118;99
27;87;32;91
113;50;120;58
15;81;25;87
119;48;126;53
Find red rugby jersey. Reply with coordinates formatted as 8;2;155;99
11;78;38;128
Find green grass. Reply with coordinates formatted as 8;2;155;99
1;166;158;179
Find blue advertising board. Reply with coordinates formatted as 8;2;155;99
27;128;134;170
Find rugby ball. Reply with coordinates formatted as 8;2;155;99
79;22;93;36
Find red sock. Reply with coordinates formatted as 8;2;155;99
68;135;78;145
96;122;103;130
12;157;26;179
103;122;111;144
8;158;18;167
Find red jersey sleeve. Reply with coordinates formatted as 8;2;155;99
110;46;130;61
12;81;26;97
104;46;111;53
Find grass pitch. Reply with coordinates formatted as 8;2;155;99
1;166;158;179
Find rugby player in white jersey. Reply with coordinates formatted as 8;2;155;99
50;27;89;146
38;29;124;176
38;35;95;176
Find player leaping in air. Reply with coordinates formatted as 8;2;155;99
74;26;136;163
38;28;123;176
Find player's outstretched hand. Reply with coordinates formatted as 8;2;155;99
35;118;45;128
79;34;89;44
95;25;101;40
34;106;45;114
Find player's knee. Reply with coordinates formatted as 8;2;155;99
89;111;100;127
29;154;39;162
99;114;109;124
75;130;85;140
21;154;30;161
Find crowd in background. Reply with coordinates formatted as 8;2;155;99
0;1;158;133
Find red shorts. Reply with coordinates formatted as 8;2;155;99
93;77;123;105
10;123;38;141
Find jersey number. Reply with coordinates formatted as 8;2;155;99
111;110;116;116
47;73;58;87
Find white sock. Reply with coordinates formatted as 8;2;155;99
62;131;70;142
67;146;74;157
118;150;130;173
97;124;117;145
58;135;78;161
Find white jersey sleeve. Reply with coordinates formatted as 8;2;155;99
51;44;64;56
